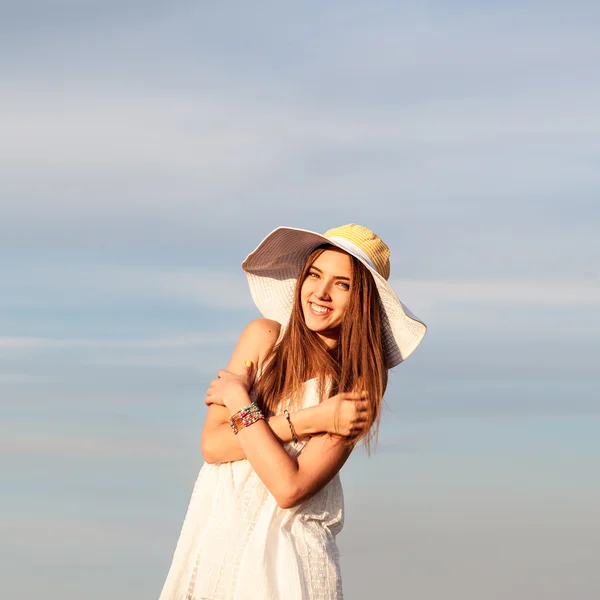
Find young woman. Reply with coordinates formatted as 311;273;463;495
158;224;427;600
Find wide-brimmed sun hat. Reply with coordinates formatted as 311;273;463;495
242;223;427;368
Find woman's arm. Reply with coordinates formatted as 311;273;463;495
201;318;278;463
214;372;355;509
205;315;364;507
237;415;353;508
201;318;368;466
201;404;324;464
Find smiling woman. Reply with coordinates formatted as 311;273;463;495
157;224;427;600
301;249;353;343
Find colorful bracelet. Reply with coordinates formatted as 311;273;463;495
283;409;298;443
229;401;264;435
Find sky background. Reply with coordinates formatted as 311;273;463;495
1;1;599;599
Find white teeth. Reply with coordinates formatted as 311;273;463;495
311;303;329;314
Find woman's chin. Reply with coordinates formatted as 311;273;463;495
305;322;341;345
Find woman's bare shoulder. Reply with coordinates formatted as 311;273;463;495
226;318;280;372
244;317;281;340
237;318;281;366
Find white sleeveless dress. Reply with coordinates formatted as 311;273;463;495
158;378;345;600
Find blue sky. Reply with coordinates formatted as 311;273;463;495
1;2;599;599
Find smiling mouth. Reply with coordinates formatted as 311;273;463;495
309;302;332;316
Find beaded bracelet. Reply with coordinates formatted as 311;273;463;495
229;401;264;435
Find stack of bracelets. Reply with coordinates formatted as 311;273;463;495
229;401;265;435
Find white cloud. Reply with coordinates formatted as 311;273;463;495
0;332;237;350
2;7;598;599
0;88;283;176
1;515;165;559
2;80;598;178
395;277;600;310
2;43;598;278
101;266;253;309
1;263;253;310
0;429;182;460
8;260;600;311
0;373;59;383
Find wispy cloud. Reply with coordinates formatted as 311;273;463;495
398;277;600;309
1;5;599;599
0;332;237;350
103;267;254;309
0;373;59;384
2;10;599;255
1;264;253;310
5;260;599;310
0;429;182;460
2;515;166;557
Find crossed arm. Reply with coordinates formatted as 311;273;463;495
201;403;330;464
200;318;366;508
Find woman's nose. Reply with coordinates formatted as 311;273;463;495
315;281;331;299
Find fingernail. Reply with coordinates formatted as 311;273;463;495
246;360;253;368
361;390;368;397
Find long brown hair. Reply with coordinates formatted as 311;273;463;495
253;244;388;451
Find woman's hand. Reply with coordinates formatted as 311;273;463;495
205;362;255;411
317;392;369;438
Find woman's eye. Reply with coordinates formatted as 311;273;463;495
338;282;350;290
309;272;319;278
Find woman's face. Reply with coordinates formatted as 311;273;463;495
300;248;353;347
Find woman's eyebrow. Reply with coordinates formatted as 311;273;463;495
310;266;351;281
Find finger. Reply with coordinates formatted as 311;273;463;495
217;369;228;378
341;392;363;400
245;359;256;387
350;397;369;407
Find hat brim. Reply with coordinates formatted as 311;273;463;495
242;227;427;368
